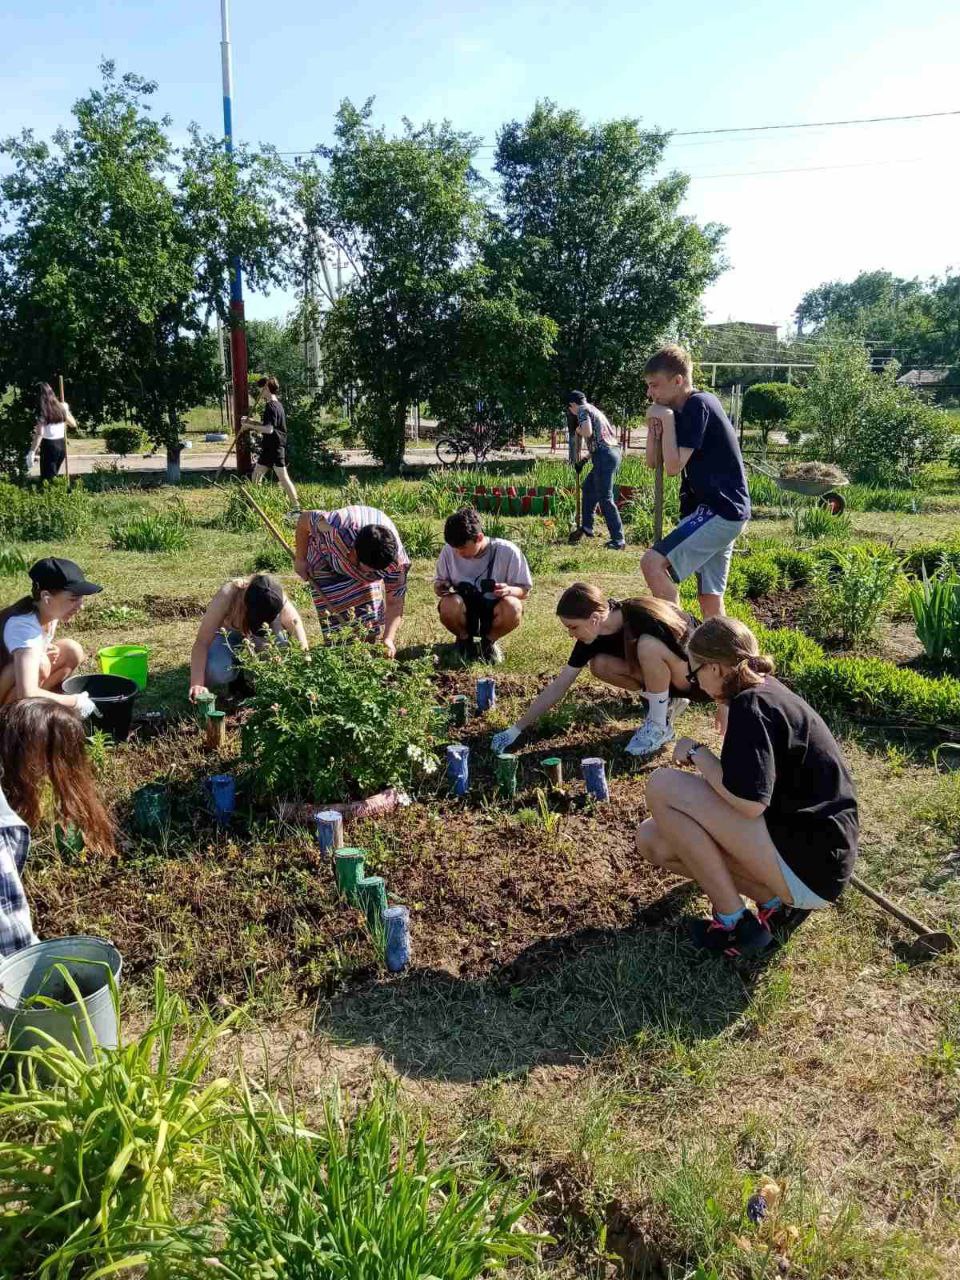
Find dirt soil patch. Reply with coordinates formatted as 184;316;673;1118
143;593;207;620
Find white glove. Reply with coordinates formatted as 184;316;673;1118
491;726;521;754
74;691;100;720
25;451;35;471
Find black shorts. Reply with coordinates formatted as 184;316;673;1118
40;438;66;480
257;433;287;468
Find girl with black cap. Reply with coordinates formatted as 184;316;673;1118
0;557;101;716
189;573;309;702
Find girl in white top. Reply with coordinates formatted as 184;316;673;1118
28;383;77;481
0;558;99;717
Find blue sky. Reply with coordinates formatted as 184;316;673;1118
4;0;959;330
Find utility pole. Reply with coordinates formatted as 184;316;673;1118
220;0;251;474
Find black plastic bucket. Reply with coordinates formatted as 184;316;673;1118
62;673;139;741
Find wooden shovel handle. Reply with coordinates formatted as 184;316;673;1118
849;873;939;938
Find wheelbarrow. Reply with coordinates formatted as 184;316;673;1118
747;459;849;514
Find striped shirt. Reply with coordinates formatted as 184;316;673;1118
578;402;617;451
305;506;410;617
0;787;38;957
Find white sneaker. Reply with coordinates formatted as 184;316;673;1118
625;719;675;758
667;697;690;726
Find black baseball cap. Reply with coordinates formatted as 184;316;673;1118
244;574;284;630
565;390;586;405
29;557;102;596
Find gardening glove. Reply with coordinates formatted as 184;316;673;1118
73;691;101;720
491;726;521;754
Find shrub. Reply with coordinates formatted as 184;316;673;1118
102;425;144;457
792;504;852;541
247;541;290;574
949;435;960;470
0;970;238;1277
908;566;960;667
803;545;902;648
770;547;816;587
742;381;803;446
394;517;442;559
239;637;439;803
110;510;190;552
739;553;782;598
204;1086;540;1278
283;394;342;477
0;479;91;541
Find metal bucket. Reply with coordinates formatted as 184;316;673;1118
0;936;122;1060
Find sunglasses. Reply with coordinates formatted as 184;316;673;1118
687;661;707;688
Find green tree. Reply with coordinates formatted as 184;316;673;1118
488;100;725;417
0;63;286;478
742;381;803;447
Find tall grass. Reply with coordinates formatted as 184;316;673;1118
909;566;960;666
793;504;852;542
110;510;190;552
0;480;91;541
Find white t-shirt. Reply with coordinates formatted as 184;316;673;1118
435;538;533;591
2;613;57;656
39;402;69;441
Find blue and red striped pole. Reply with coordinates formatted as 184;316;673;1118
220;0;251;474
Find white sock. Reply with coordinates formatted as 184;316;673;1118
644;691;670;727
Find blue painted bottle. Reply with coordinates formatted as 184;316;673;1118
581;757;609;801
206;773;236;825
476;677;496;712
314;809;344;854
383;905;411;972
446;744;470;796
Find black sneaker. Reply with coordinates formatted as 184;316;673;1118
689;909;773;957
480;637;504;665
604;540;626;551
757;902;810;936
567;527;594;544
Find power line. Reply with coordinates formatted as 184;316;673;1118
672;107;960;137
687;155;931;180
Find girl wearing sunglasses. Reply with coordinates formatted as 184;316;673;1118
636;616;858;957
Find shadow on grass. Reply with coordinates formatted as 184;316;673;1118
322;887;766;1083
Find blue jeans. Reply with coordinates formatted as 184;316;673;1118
581;445;624;543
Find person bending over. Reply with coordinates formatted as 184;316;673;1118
641;345;750;620
636;616;859;958
294;505;410;658
434;507;532;665
241;376;299;507
27;382;76;481
0;699;115;955
0;558;100;719
492;583;700;756
189;573;308;702
565;391;625;550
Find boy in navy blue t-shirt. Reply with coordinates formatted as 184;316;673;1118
626;345;750;758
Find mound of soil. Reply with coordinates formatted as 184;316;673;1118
143;594;207;620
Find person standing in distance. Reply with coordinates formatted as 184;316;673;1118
241;376;299;508
640;346;750;619
565;391;625;551
434;507;532;665
27;383;77;481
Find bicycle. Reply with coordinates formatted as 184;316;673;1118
434;416;516;467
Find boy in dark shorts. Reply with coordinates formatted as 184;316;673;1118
242;376;299;507
640;345;750;620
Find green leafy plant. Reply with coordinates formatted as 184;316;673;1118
0;479;91;541
247;542;291;574
908;566;960;666
394;516;441;559
73;601;149;631
901;541;960;579
0;969;239;1277
0;544;27;577
738;553;781;598
792;504;852;542
102;425;144;457
804;546;901;648
220;481;291;533
110;510;190;552
239;637;439;803
742;381;803;447
203;1084;542;1279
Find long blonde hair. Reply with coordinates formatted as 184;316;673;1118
688;616;775;698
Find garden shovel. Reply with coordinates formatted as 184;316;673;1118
850;873;955;961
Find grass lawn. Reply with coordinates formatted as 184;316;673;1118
2;470;960;1277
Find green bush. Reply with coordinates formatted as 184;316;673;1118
948;435;960;470
102;425;144;457
239;637;439;803
803;545;901;648
247;541;291;574
902;541;960;578
283;394;342;477
792;504;852;541
742;381;803;445
394;517;442;559
770;547;816;587
110;510;190;552
0;479;91;541
739;553;782;598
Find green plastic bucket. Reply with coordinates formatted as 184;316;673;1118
98;644;149;691
0;936;122;1061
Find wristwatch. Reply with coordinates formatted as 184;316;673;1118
686;741;705;765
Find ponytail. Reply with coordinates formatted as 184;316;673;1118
688;616;775;698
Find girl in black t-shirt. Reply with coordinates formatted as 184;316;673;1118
242;376;299;507
491;582;699;756
636;616;859;957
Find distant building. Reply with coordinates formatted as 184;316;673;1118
896;369;948;390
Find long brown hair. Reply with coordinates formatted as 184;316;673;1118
0;700;115;854
38;382;66;426
0;586;41;667
556;582;607;619
688;616;775;698
621;596;692;667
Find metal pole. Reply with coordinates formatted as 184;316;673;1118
221;0;251;474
